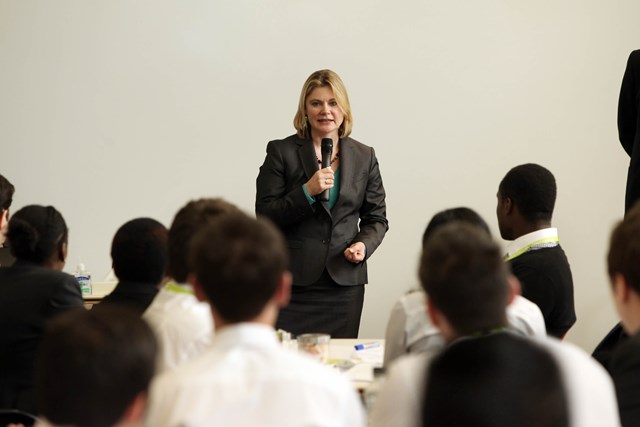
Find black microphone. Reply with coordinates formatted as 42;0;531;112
319;138;333;201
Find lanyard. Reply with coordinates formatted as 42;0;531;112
165;281;195;296
504;236;560;262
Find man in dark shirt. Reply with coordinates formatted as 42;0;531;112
93;218;168;315
496;163;576;338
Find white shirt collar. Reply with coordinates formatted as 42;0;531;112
505;227;559;260
212;323;278;351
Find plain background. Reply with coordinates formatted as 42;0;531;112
1;0;637;352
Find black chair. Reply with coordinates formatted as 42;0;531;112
0;409;39;427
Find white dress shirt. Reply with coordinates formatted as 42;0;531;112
371;335;621;427
145;323;366;427
383;289;546;366
142;282;213;372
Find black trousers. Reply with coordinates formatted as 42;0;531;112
276;269;365;339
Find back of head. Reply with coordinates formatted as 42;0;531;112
608;201;640;294
168;198;241;283
189;212;288;323
0;174;15;212
37;306;157;427
7;205;67;265
422;333;568;427
422;207;490;248
498;163;556;223
111;218;168;283
419;222;509;336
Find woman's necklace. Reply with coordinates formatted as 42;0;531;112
316;152;340;165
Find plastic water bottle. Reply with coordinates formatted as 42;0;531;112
74;263;92;296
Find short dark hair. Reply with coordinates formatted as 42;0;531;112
608;202;640;293
498;163;556;223
422;207;490;249
0;174;15;211
111;218;168;283
168;198;241;283
423;333;568;427
7;205;68;264
37;306;157;427
419;222;509;336
189;213;289;322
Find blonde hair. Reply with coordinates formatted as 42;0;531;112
293;69;353;139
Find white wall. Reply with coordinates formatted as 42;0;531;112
1;0;637;352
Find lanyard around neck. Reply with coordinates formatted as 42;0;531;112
504;236;559;262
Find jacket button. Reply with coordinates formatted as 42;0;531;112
322;239;328;244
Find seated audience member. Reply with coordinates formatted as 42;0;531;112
606;203;640;426
370;223;620;427
144;199;240;372
0;205;84;414
0;174;15;267
497;163;576;338
36;306;157;427
384;207;545;366
145;211;365;427
423;333;568;427
93;218;168;315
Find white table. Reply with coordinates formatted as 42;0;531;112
321;338;384;390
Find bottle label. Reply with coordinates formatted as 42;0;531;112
75;274;92;295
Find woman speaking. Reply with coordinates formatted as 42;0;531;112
256;69;388;338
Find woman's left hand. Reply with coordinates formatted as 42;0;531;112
344;242;366;264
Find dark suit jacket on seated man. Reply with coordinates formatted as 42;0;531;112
496;163;576;338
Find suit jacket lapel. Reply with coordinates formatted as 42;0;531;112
336;137;354;209
297;137;318;181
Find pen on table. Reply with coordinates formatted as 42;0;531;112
354;342;381;351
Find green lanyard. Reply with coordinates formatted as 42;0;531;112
165;281;195;296
504;236;559;262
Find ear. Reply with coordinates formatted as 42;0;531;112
274;271;292;308
189;273;208;302
506;274;521;305
0;209;8;229
118;391;148;425
426;296;456;341
58;241;68;263
502;196;514;216
426;296;440;328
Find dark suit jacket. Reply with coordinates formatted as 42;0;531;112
610;332;640;426
92;279;159;315
256;134;388;286
0;260;84;413
619;50;640;213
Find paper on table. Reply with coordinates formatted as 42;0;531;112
351;344;384;368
